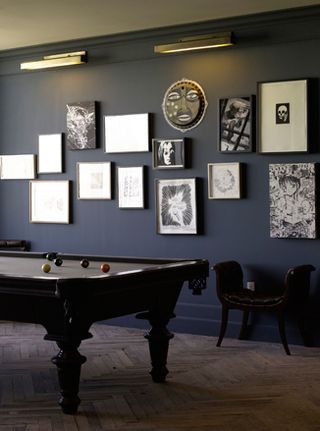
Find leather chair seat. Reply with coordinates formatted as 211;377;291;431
224;290;284;307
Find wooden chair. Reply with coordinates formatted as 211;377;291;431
212;261;315;355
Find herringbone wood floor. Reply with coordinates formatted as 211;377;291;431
0;322;319;431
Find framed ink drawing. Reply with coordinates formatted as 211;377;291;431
219;97;252;152
77;162;111;200
29;180;70;224
258;79;309;153
66;101;96;150
208;163;241;199
152;139;185;169
269;163;316;239
118;166;144;209
38;134;63;174
0;154;36;179
155;178;197;234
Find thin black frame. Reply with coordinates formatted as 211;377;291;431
152;138;185;169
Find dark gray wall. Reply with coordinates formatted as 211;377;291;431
1;6;320;345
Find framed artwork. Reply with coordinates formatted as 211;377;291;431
162;78;208;132
258;79;309;153
0;154;36;179
155;178;197;234
38;133;63;174
152;138;185;169
208;163;241;199
219;96;253;152
29;180;70;224
77;162;111;200
269;163;316;239
104;113;149;153
66;101;96;150
118;166;144;209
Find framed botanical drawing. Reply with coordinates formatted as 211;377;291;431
77;162;111;200
66;101;97;150
38;133;63;174
104;113;149;153
0;154;36;179
219;96;253;152
29;180;70;224
258;79;309;153
117;166;144;209
155;178;197;234
152;138;185;169
208;163;241;199
269;163;316;239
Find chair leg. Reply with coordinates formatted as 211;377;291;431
238;310;250;340
217;306;229;347
277;311;291;355
297;313;312;347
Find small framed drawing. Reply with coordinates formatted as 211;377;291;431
38;134;63;174
219;96;253;152
118;166;144;209
152;139;185;169
104;113;149;153
77;162;111;200
66;101;97;150
0;154;36;179
258;79;309;153
155;178;197;234
208;163;241;199
29;180;70;224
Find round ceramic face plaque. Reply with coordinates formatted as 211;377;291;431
162;78;208;132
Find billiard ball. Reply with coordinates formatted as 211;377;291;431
80;259;89;268
54;257;63;266
100;263;110;273
46;252;57;261
42;263;51;273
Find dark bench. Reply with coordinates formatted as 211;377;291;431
0;240;28;251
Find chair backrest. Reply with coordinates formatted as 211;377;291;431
213;261;243;300
283;264;315;305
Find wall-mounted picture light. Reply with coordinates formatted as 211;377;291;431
20;51;87;70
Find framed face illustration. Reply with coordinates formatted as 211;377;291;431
162;78;208;132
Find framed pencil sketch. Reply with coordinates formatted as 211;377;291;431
77;162;111;200
155;178;197;234
219;96;253;152
0;154;36;179
104;113;149;153
38;134;63;174
269;163;316;239
258;79;309;153
208;163;241;199
152;139;185;169
118;166;144;209
29;180;70;224
66;101;96;150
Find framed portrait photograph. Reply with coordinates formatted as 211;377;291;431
155;178;197;234
208;163;241;199
38;133;63;174
258;79;309;153
152;138;185;169
0;154;36;180
118;166;144;209
219;96;253;152
66;101;97;150
29;180;70;224
77;162;111;200
269;163;316;239
104;113;149;153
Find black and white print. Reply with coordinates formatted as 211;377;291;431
66;101;96;149
275;103;290;124
152;139;185;169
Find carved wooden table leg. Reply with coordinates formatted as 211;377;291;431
145;325;174;382
51;341;86;414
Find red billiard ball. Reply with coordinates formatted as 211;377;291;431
81;259;89;268
100;263;110;273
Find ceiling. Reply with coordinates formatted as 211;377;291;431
0;0;319;52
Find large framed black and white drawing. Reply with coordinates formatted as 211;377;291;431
258;79;309;153
269;163;316;239
66;101;96;150
155;178;197;234
162;78;208;132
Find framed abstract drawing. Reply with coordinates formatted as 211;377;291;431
0;154;36;179
77;162;111;200
208;163;241;199
66;101;97;150
117;166;144;209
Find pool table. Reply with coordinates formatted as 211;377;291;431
0;251;208;414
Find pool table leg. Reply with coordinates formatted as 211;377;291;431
145;324;174;383
51;341;87;414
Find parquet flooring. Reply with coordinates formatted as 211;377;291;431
0;322;319;431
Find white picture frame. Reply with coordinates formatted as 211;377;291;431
77;162;111;200
0;154;36;180
118;166;144;209
104;113;149;153
208;163;241;199
29;180;70;224
38;133;63;174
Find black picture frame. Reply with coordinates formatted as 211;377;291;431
152;138;185;169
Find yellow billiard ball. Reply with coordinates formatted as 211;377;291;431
42;263;51;273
